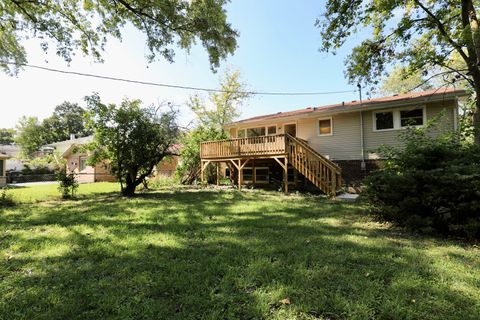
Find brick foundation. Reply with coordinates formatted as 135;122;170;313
333;159;384;185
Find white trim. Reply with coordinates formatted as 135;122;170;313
79;156;88;172
236;124;278;138
373;105;426;132
317;116;333;136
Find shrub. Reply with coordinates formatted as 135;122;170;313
364;126;480;239
176;127;227;184
0;187;15;207
56;170;79;199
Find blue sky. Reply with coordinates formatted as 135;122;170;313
0;0;364;129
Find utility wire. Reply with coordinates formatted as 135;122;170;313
1;60;357;96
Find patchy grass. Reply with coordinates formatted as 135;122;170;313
0;185;478;319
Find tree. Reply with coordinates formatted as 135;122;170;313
318;1;480;144
0;128;15;145
42;102;92;142
1;0;237;75
15;116;46;157
380;65;433;95
176;69;250;184
85;94;179;196
189;69;250;132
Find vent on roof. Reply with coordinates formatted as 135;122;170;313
342;101;345;106
277;112;282;114
393;94;399;96
306;107;312;109
351;100;357;103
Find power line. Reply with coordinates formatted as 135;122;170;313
1;60;357;96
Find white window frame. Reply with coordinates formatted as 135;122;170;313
237;124;278;138
373;105;426;132
79;156;88;172
317;116;333;136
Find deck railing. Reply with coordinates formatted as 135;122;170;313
200;134;287;159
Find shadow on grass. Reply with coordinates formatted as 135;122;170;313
0;189;478;319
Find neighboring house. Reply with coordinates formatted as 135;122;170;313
45;136;180;183
45;135;116;183
200;88;467;195
0;153;9;186
0;145;24;172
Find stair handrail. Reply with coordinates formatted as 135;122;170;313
285;133;342;173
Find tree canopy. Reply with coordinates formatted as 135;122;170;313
1;0;238;75
318;0;480;144
42;102;92;143
85;94;179;196
0;128;15;145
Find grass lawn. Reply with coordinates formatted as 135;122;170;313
0;184;479;319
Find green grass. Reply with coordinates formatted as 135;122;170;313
0;184;479;319
6;182;119;203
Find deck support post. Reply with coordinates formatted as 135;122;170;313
201;160;205;185
252;159;256;188
238;159;242;190
216;162;220;186
284;157;288;194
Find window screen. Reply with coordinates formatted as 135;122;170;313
375;112;394;130
79;157;87;171
247;127;266;137
400;109;424;127
318;119;332;135
238;129;246;138
267;126;276;135
255;168;269;182
242;168;253;181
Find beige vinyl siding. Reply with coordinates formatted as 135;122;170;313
363;101;455;159
228;99;456;161
297;113;361;160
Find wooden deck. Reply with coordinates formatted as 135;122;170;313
200;134;342;196
200;134;287;159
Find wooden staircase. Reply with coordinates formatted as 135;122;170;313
285;134;342;196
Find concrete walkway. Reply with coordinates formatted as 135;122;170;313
8;181;56;187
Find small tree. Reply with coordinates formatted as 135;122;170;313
56;170;79;199
85;94;179;196
176;127;227;184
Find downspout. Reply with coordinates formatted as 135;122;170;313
357;84;366;174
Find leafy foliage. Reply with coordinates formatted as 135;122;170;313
364;127;480;239
380;64;433;95
318;0;480;144
0;128;15;145
14;116;45;158
189;69;251;131
56;170;79;199
0;187;15;207
176;126;227;184
1;0;237;75
42;102;92;143
85;94;179;196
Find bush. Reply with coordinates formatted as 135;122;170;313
364;127;480;239
176;127;227;184
56;170;79;199
0;187;15;207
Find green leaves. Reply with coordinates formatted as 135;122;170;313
1;0;238;74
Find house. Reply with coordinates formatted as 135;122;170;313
0;153;9;186
0;145;24;172
200;88;467;195
46;136;180;183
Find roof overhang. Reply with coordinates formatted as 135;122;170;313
224;89;468;129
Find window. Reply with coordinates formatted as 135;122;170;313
225;167;231;178
242;168;253;182
400;108;424;127
238;129;246;138
318;117;333;136
375;112;394;130
267;126;277;135
79;157;87;171
255;168;269;183
247;127;266;137
373;106;426;131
